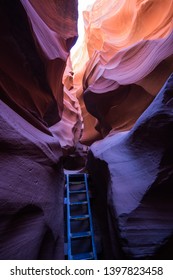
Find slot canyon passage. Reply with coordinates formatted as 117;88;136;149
0;0;173;260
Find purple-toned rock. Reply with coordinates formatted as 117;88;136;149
87;73;173;259
0;100;64;259
0;0;78;259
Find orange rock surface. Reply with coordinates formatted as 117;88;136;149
71;0;173;144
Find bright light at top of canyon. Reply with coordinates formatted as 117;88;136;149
70;0;96;56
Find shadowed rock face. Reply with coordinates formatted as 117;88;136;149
0;100;65;259
87;73;173;259
0;0;78;129
0;0;78;259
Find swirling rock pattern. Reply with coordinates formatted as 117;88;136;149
72;0;173;144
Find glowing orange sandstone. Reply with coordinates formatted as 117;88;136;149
71;0;173;144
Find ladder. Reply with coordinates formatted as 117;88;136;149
65;173;97;260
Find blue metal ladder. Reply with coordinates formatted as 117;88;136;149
65;173;97;260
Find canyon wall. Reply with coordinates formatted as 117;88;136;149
87;73;173;259
0;0;78;259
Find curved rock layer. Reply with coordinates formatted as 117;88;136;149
0;0;78;259
87;74;173;259
71;0;173;144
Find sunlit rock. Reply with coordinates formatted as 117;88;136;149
50;57;83;152
72;0;173;144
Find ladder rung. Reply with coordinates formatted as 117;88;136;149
70;201;88;206
70;231;91;238
69;190;86;194
68;174;86;178
71;252;94;260
69;181;85;185
70;214;89;220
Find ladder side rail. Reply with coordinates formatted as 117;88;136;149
84;174;97;260
66;174;72;260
